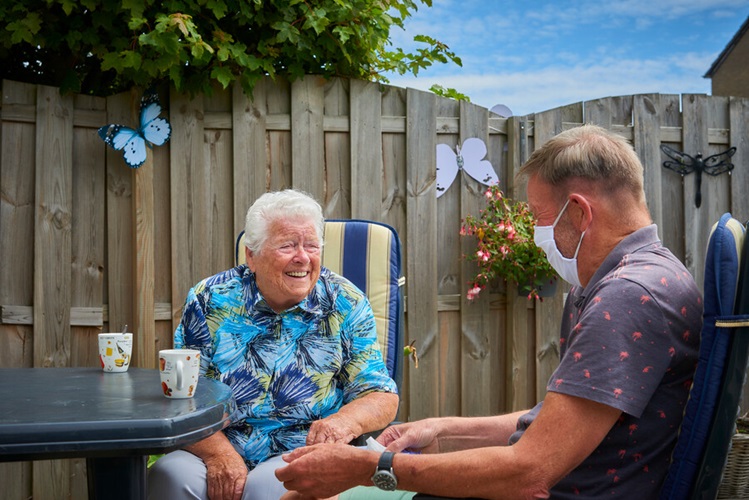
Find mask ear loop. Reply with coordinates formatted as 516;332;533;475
554;198;586;259
552;199;571;228
572;230;586;259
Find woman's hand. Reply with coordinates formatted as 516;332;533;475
203;451;248;500
307;413;360;445
184;432;248;500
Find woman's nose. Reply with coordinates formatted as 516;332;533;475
292;246;311;263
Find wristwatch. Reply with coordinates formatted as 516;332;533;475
371;451;398;490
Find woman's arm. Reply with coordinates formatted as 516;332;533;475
184;432;248;500
307;391;399;445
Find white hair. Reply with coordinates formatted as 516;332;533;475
243;189;324;254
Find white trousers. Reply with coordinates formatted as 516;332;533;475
147;450;288;500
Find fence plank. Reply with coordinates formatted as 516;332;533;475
380;85;409;418
70;93;106;370
505;117;535;411
350;79;383;220
33;84;73;367
406;88;440;420
265;79;292;190
291;77;325;202
704;97;732;236
681;94;710;290
204;92;237;274
381;86;407;238
133;154;156;368
33;84;73;500
0;80;35;368
322;77;351;218
730;96;749;412
152;91;174;346
656;95;685;262
169;91;209;323
0;78;35;500
232;80;268;237
584;97;614;128
634;95;664;235
104;91;135;341
434;96;462;416
459;101;497;416
730;97;749;223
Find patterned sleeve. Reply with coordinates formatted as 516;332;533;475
339;293;398;403
173;284;215;377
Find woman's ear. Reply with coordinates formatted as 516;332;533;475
245;246;255;272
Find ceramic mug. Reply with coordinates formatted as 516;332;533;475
98;333;133;373
158;349;201;398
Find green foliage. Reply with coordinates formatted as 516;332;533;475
0;0;463;97
147;454;164;468
429;84;470;102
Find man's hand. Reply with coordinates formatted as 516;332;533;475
377;419;441;454
276;444;373;498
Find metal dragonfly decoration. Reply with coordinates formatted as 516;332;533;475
660;145;737;208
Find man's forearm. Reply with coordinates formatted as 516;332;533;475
433;411;527;452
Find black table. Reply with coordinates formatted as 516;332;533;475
0;367;235;499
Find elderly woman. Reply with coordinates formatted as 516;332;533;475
148;189;399;500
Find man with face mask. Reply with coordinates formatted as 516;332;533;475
275;125;702;500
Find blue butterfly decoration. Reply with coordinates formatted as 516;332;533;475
98;90;171;168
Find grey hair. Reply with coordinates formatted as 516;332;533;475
243;189;325;254
517;124;645;202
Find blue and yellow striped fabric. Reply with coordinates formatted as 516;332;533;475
235;219;404;387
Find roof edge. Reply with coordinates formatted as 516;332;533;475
704;15;749;78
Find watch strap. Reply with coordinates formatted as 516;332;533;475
377;451;395;471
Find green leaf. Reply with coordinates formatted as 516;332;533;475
7;13;42;44
211;65;233;88
60;0;76;16
205;0;228;19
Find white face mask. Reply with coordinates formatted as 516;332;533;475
533;199;586;287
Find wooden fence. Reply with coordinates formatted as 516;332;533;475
1;77;748;499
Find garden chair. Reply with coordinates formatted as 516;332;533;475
660;213;749;499
235;218;405;390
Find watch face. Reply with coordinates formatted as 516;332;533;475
372;470;398;491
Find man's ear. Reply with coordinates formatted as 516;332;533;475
569;193;593;232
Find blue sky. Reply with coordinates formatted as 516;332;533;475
385;1;749;116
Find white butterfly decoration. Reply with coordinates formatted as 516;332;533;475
98;90;171;169
436;138;499;198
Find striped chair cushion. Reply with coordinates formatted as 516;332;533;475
322;220;403;384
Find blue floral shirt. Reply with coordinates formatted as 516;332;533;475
174;265;398;468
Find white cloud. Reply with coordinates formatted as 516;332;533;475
383;1;748;115
386;55;715;116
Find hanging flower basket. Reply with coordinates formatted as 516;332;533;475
461;184;557;301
